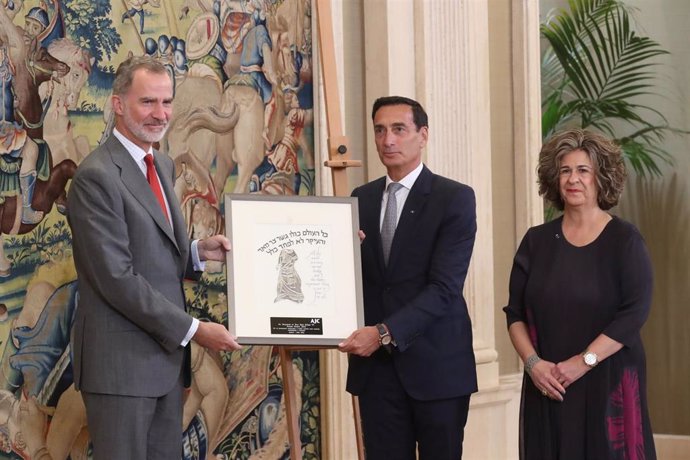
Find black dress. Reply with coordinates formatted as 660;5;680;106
503;216;657;460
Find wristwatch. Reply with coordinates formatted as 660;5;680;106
582;351;599;368
376;323;392;348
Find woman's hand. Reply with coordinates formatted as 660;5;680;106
529;359;566;402
553;355;590;388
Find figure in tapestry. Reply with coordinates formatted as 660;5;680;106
0;1;318;459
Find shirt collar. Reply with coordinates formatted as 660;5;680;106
386;162;424;191
113;128;151;164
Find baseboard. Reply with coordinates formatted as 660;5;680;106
654;434;690;460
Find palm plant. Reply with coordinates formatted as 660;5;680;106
541;0;683;176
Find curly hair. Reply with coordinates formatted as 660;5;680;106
537;129;627;211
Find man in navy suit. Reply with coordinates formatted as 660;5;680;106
339;96;477;459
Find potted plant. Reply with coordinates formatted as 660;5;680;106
541;0;684;177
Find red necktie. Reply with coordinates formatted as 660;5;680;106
144;154;170;222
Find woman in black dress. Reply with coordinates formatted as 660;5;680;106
504;129;657;459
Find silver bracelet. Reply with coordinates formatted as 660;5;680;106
524;353;541;376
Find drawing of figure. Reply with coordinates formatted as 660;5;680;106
41;38;94;165
274;25;302;91
0;3;74;277
274;248;303;303
0;4;55;225
121;0;161;34
250;88;313;195
269;89;306;176
228;7;278;149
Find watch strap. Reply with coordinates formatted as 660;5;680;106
375;323;393;353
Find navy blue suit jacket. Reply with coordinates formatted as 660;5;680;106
346;165;478;401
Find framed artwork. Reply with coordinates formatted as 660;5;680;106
225;195;364;345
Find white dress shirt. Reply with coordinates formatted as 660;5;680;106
112;128;201;346
379;161;424;229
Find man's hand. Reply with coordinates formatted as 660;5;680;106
192;321;242;352
198;235;231;262
338;326;380;357
358;230;366;244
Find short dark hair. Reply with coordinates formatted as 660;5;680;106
371;96;428;130
112;55;170;97
538;129;627;211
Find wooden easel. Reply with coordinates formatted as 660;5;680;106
276;1;363;459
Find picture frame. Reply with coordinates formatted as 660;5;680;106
225;194;364;345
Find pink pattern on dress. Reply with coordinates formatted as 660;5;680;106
606;368;645;460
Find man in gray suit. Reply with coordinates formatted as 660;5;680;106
67;55;241;459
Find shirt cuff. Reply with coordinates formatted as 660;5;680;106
181;317;199;347
191;239;206;272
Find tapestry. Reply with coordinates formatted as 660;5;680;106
0;0;318;458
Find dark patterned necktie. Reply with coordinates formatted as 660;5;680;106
381;182;403;265
144;154;170;222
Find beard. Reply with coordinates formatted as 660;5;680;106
121;108;169;144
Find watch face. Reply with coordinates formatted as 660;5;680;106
584;352;597;366
376;324;389;345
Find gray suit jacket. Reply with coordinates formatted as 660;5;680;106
68;135;196;397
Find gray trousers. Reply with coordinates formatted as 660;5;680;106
82;377;184;460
